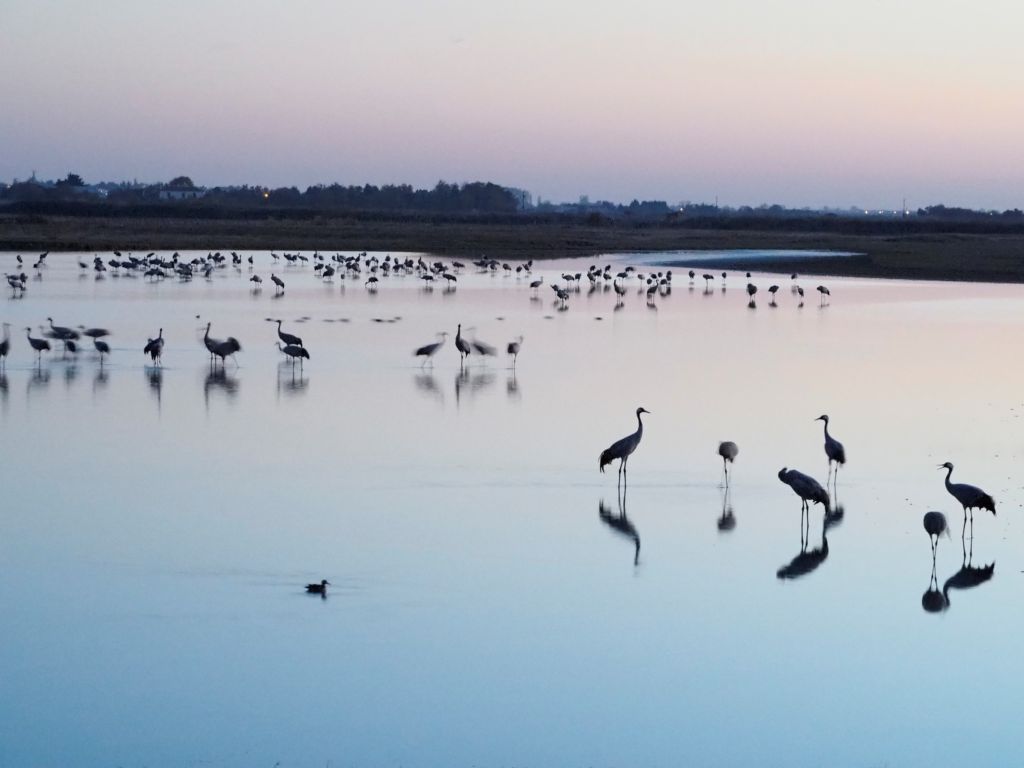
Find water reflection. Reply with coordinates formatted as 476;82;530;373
26;365;52;399
204;367;239;409
414;372;444;404
506;372;521;401
146;366;163;410
92;366;109;397
276;362;309;398
454;367;495;407
598;494;640;566
941;534;995;610
717;486;736;532
776;508;843;580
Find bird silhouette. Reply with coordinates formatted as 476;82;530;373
598;497;640;566
599;407;650;486
144;328;164;365
778;468;830;512
413;332;448;367
717;441;738;487
816;414;846;488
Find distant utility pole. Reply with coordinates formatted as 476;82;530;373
715;195;719;210
902;197;907;218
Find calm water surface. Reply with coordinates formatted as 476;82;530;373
1;252;1022;767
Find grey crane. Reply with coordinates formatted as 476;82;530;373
599;407;650;485
26;326;50;362
816;414;846;485
204;322;241;368
46;317;80;341
93;337;110;365
777;467;830;512
275;320;303;348
455;323;472;362
817;285;830;305
939;462;995;532
506;335;524;367
923;511;949;556
718;441;738;486
414;332;448;366
271;273;285;293
277;342;309;368
144;328;164;365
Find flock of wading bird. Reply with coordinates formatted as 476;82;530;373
2;250;832;376
597;406;996;610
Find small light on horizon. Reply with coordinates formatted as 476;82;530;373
263;191;269;199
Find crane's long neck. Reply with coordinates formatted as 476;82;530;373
822;421;831;440
204;324;211;341
944;465;953;490
636;412;644;438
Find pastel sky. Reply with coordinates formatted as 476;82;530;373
2;0;1022;207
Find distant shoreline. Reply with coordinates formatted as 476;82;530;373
4;211;1024;283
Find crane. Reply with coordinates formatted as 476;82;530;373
506;336;524;367
717;441;738;486
144;328;164;365
275;320;303;348
777;468;830;512
816;414;846;485
455;323;471;362
599;407;650;485
923;511;949;557
26;326;50;362
277;342;309;368
414;332;448;367
939;462;995;532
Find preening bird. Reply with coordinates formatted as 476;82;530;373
599;407;650;484
204;323;241;367
506;336;524;366
144;328;164;365
817;285;830;305
414;332;448;366
939;462;995;526
778;468;830;512
816;414;846;483
717;441;738;486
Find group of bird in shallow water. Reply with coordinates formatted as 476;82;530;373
595;405;996;610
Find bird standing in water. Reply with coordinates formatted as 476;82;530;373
599;407;650;486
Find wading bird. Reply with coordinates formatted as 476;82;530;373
599;407;650;485
204;323;241;368
413;332;448;366
277;342;309;368
816;414;846;485
777;468;830;512
275;320;302;348
271;273;285;293
923;511;949;556
939;462;995;530
0;323;9;369
26;326;50;362
817;285;830;305
718;441;738;486
506;336;523;367
455;323;471;363
144;328;164;365
93;337;110;364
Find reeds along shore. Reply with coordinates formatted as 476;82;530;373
4;211;1024;282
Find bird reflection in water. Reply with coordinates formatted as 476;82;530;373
413;372;444;404
717;485;736;532
204;367;239;409
0;372;7;410
26;365;52;399
146;366;163;410
776;507;843;580
276;361;309;399
92;366;109;397
506;371;521;401
938;528;994;611
454;367;495;407
599;493;640;567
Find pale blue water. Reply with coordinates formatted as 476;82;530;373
1;253;1021;767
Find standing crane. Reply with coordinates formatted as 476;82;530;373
939;462;995;532
506;336;523;367
144;328;164;365
277;342;310;369
816;414;846;486
455;323;472;363
817;285;830;305
275;320;303;348
717;441;738;487
599;407;651;485
26;326;50;362
271;273;285;294
93;337;110;365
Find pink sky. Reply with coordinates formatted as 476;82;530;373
2;0;1022;207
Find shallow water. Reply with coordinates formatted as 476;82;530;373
1;252;1022;767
